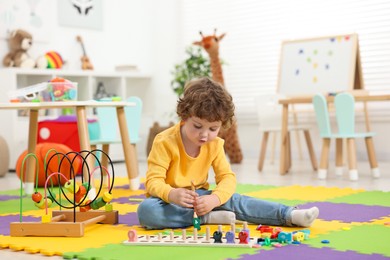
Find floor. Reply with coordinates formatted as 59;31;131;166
0;157;389;259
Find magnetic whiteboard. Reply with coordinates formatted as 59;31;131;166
277;34;362;96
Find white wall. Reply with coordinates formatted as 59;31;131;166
0;0;180;161
1;1;155;72
1;0;389;164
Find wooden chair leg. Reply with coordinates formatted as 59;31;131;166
258;132;269;172
335;138;343;176
318;138;330;179
270;132;277;164
286;132;292;170
292;105;303;160
365;137;380;178
347;138;358;181
303;130;317;171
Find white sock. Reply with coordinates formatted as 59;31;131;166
203;210;236;224
291;207;319;227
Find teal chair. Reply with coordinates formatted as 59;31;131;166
89;96;142;168
312;93;380;181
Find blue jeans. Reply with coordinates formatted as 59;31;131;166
137;189;294;229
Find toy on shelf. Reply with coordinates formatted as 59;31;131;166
45;51;64;69
76;35;94;70
49;77;78;101
2;29;47;69
11;148;118;237
8;77;77;103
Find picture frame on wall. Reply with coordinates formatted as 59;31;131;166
58;0;103;30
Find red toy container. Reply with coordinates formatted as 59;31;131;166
38;115;98;151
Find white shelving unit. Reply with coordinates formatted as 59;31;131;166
0;68;152;169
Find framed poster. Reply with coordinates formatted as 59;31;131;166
58;0;103;30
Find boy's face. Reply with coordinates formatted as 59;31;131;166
183;117;222;146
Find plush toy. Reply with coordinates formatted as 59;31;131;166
2;29;47;69
193;30;243;164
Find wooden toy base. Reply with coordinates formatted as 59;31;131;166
10;210;118;237
123;235;257;248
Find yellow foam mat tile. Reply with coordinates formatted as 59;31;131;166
0;223;131;256
112;188;145;198
307;219;370;237
111;202;138;214
371;216;390;225
244;185;365;201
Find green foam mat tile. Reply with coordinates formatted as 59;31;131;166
307;224;390;257
63;243;261;260
0;197;38;214
329;191;390;207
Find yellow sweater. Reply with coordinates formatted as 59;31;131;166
145;122;237;205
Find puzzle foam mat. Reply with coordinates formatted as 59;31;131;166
0;177;389;259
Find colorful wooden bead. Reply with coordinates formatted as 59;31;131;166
64;179;79;193
31;192;42;203
102;192;113;203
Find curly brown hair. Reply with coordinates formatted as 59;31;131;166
176;77;235;128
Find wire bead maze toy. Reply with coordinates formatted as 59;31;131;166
10;148;119;237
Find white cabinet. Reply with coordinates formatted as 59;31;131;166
0;68;152;169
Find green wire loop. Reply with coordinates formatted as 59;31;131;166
19;153;39;222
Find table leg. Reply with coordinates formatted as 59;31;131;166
76;106;95;181
25;109;39;195
116;106;139;190
279;104;289;175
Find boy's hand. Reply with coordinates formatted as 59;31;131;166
168;188;198;208
193;194;220;216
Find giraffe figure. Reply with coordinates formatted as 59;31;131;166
193;30;243;163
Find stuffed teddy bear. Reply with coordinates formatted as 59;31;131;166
2;29;47;69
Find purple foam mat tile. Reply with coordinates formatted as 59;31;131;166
231;244;390;260
0;195;20;201
0;215;39;235
115;183;145;190
112;194;146;204
300;202;390;222
118;212;139;226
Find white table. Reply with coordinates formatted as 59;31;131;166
0;101;140;194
